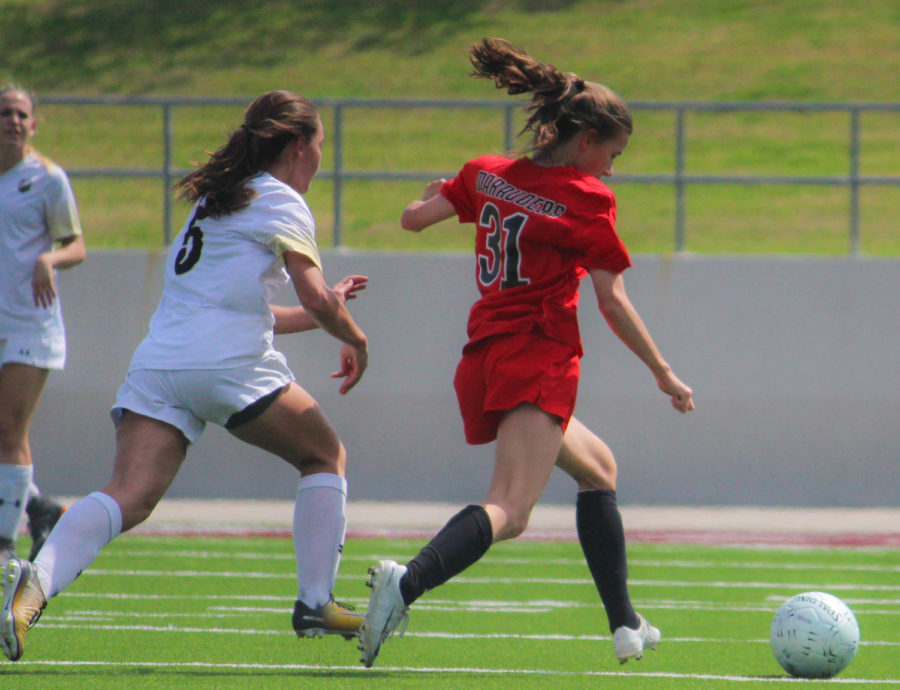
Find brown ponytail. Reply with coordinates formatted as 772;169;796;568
470;38;632;157
175;91;320;218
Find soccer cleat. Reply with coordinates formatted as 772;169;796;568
1;559;47;661
292;596;363;640
26;495;65;562
358;559;409;668
613;613;660;664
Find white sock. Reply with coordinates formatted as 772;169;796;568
34;491;122;598
293;473;347;608
28;481;41;500
0;464;33;541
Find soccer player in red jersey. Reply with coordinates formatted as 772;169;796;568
359;38;694;668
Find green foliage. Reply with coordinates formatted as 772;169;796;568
4;0;898;101
2;0;898;254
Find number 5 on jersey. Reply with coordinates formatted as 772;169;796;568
174;205;206;275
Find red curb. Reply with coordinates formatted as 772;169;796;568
126;525;900;548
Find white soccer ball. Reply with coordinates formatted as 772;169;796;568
770;591;860;679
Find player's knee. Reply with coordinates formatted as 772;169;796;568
579;466;617;491
125;503;154;529
0;430;26;459
103;478;165;530
497;509;530;540
505;517;529;539
298;441;346;475
116;494;159;531
575;449;618;491
333;441;347;474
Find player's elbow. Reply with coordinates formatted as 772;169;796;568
298;286;336;322
596;292;625;320
400;208;425;232
61;235;87;267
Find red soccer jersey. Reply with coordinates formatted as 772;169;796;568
441;155;631;355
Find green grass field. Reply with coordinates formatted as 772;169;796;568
3;0;899;255
2;533;897;688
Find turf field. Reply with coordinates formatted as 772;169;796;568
2;533;897;688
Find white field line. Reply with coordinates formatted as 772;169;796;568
77;569;900;592
626;560;900;573
105;549;900;573
52;610;247;620
48;599;900;620
199;602;900;616
762;595;900;605
58;592;900;616
26;619;900;649
50;598;900;615
5;659;900;684
40;615;900;644
61;592;899;607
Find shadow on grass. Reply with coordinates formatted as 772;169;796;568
2;0;587;93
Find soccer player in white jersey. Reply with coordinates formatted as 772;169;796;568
0;85;84;569
1;90;370;661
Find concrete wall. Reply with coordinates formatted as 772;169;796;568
28;250;899;508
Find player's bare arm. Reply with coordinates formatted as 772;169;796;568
272;275;368;335
590;267;694;413
283;251;368;393
400;181;455;232
32;234;86;308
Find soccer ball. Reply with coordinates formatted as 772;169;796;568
770;591;860;679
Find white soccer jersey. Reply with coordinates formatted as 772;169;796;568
129;172;323;370
0;152;82;338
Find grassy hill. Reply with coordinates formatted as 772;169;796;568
5;0;898;101
2;0;898;254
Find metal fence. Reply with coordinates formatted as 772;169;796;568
42;96;900;252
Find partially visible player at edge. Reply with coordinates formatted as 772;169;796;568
0;85;83;568
359;38;694;668
1;90;370;662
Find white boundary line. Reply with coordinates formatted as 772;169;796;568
4;659;899;684
34;620;900;646
75;569;900;592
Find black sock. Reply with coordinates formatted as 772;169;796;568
576;489;640;633
400;504;493;606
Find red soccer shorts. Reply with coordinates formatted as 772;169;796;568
453;330;580;445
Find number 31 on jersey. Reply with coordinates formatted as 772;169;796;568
477;202;529;290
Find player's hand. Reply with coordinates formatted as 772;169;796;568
331;341;367;394
332;275;368;304
32;256;58;308
657;371;695;413
422;179;446;200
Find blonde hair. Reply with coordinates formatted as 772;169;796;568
0;83;37;114
176;90;319;218
469;38;632;156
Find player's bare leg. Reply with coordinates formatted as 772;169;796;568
0;364;49;565
229;383;362;639
361;404;562;667
557;417;660;663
